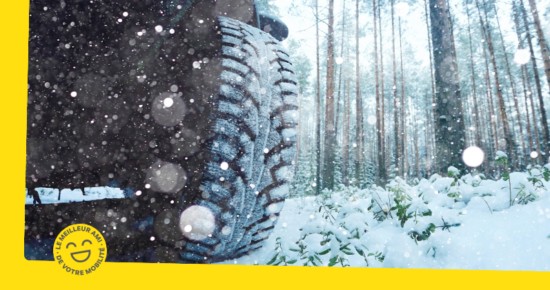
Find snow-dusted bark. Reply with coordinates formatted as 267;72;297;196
429;0;466;174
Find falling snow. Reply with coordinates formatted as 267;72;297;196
395;2;410;17
462;146;485;168
367;115;376;125
179;205;216;241
220;162;229;170
513;48;531;65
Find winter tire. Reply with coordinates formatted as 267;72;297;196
177;17;298;262
25;12;298;263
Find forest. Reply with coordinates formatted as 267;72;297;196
261;0;550;194
23;0;550;268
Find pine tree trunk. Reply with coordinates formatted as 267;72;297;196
423;0;436;176
315;0;322;194
355;0;364;186
339;0;349;186
493;2;524;166
520;0;549;156
465;2;483;149
478;2;499;159
429;0;466;174
322;0;336;190
425;94;434;175
373;0;386;185
343;78;350;186
398;15;407;178
378;0;386;183
527;0;550;93
414;113;420;177
521;66;535;154
392;0;401;178
524;66;542;161
477;0;516;168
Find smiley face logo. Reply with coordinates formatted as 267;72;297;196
66;239;93;262
53;224;108;276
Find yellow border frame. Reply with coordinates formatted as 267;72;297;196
1;2;548;289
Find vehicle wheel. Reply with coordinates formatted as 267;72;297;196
171;16;298;262
25;13;298;263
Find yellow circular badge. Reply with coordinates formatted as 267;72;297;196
53;224;107;276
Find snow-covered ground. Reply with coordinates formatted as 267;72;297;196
25;187;125;204
226;166;550;270
25;168;550;270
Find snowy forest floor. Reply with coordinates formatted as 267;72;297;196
24;166;550;270
224;165;550;270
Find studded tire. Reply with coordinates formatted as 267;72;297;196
25;8;297;263
176;17;298;262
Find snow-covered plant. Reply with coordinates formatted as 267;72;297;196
394;196;414;227
287;191;384;267
293;235;323;266
526;164;550;190
447;166;461;179
293;222;355;266
318;229;352;267
267;237;298;266
369;178;434;229
495;151;513;206
387;177;410;203
387;179;416;227
468;173;484;187
447;166;462;200
506;164;549;206
495;151;510;179
408;223;436;242
317;189;341;223
369;186;395;221
513;183;538;205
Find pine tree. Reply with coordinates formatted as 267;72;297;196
476;0;516;168
429;0;466;174
315;0;322;194
519;0;549;157
323;0;337;190
355;0;364;187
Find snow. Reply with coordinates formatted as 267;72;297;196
163;97;174;108
395;2;410;18
366;115;376;125
220;162;229;170
221;170;550;270
151;92;186;127
179;205;216;241
462;146;485;168
447;166;460;177
513;48;531;65
495;151;508;160
25;187;124;204
145;161;187;194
